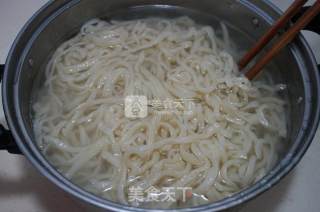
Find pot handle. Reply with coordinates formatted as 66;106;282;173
0;64;22;154
292;6;320;34
293;7;320;71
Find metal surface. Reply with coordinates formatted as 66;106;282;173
1;0;320;211
0;65;21;154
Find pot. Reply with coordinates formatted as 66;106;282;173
1;0;320;211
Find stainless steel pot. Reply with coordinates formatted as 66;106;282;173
1;0;320;211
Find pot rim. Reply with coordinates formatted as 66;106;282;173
2;0;320;211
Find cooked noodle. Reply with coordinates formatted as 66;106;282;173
32;17;287;208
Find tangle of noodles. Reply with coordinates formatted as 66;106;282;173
32;17;287;208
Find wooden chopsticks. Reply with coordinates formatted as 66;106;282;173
238;0;307;70
239;0;320;80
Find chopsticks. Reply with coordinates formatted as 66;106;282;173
239;0;320;80
238;0;307;70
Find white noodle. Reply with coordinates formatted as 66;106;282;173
32;17;287;208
